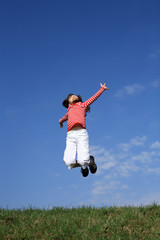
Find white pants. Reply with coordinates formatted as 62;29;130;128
63;129;90;170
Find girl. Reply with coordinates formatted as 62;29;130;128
59;83;109;177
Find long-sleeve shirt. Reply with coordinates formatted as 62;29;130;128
59;87;105;132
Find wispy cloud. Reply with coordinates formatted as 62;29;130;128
149;50;160;59
149;53;158;59
150;141;160;149
146;168;160;175
92;180;126;196
89;135;160;206
90;146;118;175
90;135;154;178
114;79;160;98
150;79;160;88
114;84;145;97
118;136;146;152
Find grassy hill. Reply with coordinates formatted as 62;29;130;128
0;204;160;239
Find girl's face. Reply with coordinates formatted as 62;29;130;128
68;95;79;104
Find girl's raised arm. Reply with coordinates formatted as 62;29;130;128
83;83;109;107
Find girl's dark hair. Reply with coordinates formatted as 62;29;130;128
62;94;90;113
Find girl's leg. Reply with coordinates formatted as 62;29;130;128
63;131;77;170
77;129;90;169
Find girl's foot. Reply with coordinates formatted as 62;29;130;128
89;156;97;174
81;167;89;177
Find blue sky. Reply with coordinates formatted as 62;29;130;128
0;0;160;209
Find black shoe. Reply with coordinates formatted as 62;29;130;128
89;156;97;174
81;167;89;177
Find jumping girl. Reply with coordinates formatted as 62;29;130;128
59;83;109;177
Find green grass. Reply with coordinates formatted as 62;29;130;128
0;204;160;239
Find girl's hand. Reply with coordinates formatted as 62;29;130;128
100;83;109;90
59;122;63;128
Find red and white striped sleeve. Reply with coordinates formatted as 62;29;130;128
83;87;105;107
59;113;68;124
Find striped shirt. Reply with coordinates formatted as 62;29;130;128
59;87;105;132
